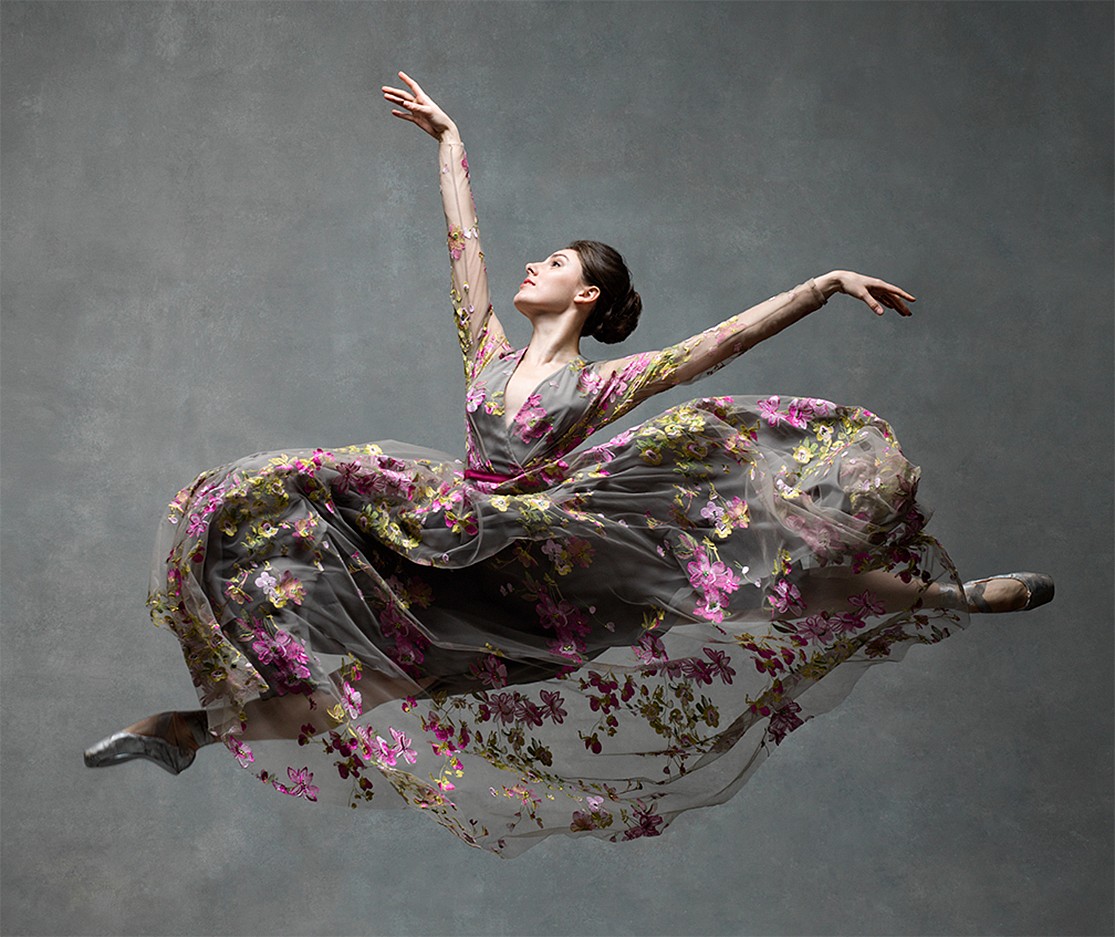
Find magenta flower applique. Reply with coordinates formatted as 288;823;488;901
622;800;665;840
786;398;815;430
539;688;568;724
390;727;418;765
766;701;805;745
758;395;784;426
225;735;255;767
848;590;886;617
768;579;805;616
513;393;552;443
470;654;509;689
341;681;363;719
686;549;743;622
273;766;319;801
465;384;486;413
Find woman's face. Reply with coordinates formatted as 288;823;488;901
513;249;598;317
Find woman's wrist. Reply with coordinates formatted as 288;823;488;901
814;271;843;300
438;126;463;145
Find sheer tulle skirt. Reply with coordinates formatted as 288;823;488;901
148;394;966;856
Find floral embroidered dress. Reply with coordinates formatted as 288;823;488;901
148;140;967;857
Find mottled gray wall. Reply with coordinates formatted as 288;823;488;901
2;2;1111;935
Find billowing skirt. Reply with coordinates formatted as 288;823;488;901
148;394;966;856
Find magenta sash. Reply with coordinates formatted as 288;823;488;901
463;467;515;485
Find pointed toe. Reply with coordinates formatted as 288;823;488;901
962;571;1055;613
83;731;196;776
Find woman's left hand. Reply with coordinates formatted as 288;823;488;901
823;270;916;316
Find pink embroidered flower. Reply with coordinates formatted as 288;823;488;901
274;766;319;801
700;500;724;522
225;735;254;767
798;613;836;644
514;696;544;728
292;515;318;541
447;224;465;261
341;681;363;719
687;552;742;596
513;393;552;443
577;368;606;396
724;497;750;527
353;724;378;764
835;610;868;634
539;688;568;724
787;398;815;430
633;631;668;664
769;579;805;616
465;385;486;412
694;594;726;623
622;801;664;840
702;647;737;684
758;395;784;426
767;701;805;745
491;692;518;724
848;590;886;617
536;593;591;659
390;727;417;765
271;570;306;607
470;654;508;689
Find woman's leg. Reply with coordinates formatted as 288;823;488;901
119;667;432;747
793;568;1030;616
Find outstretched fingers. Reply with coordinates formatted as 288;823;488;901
861;278;916;317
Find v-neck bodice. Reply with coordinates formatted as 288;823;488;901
463;348;603;478
501;350;585;431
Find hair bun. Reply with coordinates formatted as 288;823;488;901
591;288;642;344
566;239;643;345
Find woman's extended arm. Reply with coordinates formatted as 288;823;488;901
594;270;915;411
381;72;509;384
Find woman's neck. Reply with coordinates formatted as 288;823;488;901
522;316;583;366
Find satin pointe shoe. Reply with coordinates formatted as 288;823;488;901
962;572;1055;613
83;711;204;776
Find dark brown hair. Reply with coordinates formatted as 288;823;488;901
566;239;642;344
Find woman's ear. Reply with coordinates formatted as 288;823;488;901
574;284;600;307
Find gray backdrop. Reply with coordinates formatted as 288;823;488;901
2;2;1112;935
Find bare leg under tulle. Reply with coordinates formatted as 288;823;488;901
794;568;1028;615
122;668;430;746
119;574;1028;751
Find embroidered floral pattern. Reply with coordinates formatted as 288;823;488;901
144;139;969;859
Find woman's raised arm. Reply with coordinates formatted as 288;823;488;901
593;271;915;417
381;71;510;384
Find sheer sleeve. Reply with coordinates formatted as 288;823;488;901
590;278;829;421
439;140;511;384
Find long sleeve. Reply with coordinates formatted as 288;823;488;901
438;140;511;384
591;278;829;422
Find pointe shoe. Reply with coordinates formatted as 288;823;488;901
83;712;204;776
962;572;1055;613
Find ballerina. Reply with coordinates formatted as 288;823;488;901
85;71;1052;856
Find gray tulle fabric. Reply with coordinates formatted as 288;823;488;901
146;141;967;857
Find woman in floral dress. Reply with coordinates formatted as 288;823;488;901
84;71;1053;857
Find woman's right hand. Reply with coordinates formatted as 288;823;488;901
381;71;459;142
